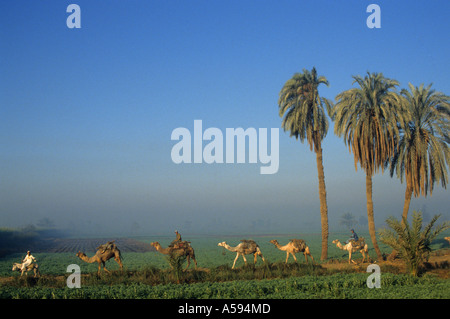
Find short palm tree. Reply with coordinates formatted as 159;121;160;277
278;67;333;260
379;211;449;276
333;72;405;260
390;83;450;221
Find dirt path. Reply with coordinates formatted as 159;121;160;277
321;248;450;278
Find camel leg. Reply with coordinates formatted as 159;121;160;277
305;247;313;263
232;253;240;269
193;256;198;269
254;253;258;265
285;252;289;264
102;262;111;273
115;256;123;270
242;254;247;265
185;255;191;270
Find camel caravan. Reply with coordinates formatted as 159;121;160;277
12;229;373;276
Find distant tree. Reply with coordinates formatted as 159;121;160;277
37;217;55;228
358;215;368;226
339;212;358;229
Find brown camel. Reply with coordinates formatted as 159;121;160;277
269;239;314;263
218;239;265;269
12;262;40;277
76;245;123;274
151;241;197;270
332;238;369;264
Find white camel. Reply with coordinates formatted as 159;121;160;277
332;239;369;264
218;240;265;269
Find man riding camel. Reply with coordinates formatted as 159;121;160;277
21;251;36;270
170;230;189;249
346;229;359;244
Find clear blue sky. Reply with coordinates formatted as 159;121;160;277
1;0;449;236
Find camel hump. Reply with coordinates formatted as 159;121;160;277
169;240;191;249
97;241;117;252
240;239;258;251
290;239;306;251
240;239;257;245
351;238;365;248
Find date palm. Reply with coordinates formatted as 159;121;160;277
278;67;333;260
390;83;450;221
333;72;404;260
379;211;449;276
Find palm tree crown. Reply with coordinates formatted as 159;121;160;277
391;83;450;200
333;72;405;175
278;67;333;152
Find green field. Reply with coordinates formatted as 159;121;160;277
1;232;449;299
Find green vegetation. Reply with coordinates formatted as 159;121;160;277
1;231;449;299
1;271;449;299
380;212;449;276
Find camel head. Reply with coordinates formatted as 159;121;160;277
269;240;279;246
12;264;20;271
217;242;227;247
76;251;86;258
332;239;340;245
150;242;160;249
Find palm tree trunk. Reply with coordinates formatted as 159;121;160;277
388;182;413;260
402;182;413;223
365;172;383;260
315;144;329;260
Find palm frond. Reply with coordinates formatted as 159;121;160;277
379;211;449;276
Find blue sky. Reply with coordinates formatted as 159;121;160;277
1;0;449;236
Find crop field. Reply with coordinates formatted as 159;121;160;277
1;232;449;299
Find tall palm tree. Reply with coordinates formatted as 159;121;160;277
278;67;333;260
390;83;450;221
333;72;404;260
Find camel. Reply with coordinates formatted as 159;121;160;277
332;238;369;264
12;262;40;277
150;241;197;270
218;239;265;269
445;237;450;246
76;244;123;274
269;239;314;263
